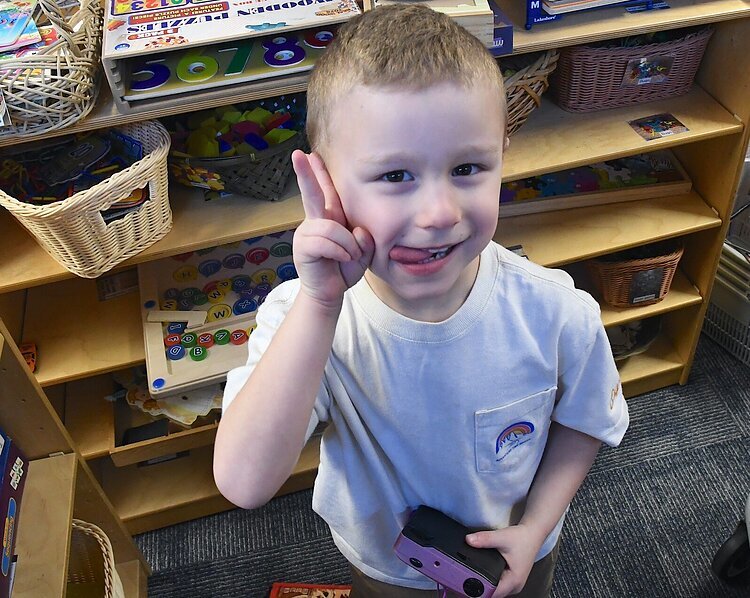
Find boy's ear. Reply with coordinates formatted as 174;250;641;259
504;136;510;151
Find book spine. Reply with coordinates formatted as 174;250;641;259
0;436;28;598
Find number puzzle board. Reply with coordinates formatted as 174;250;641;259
102;0;360;113
138;230;297;397
121;27;334;102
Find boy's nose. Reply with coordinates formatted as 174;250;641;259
414;184;461;229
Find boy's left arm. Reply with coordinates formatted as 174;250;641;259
466;422;601;598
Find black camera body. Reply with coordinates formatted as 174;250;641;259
394;505;506;597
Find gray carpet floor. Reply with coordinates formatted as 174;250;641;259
135;334;750;597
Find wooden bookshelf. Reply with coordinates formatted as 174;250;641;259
0;321;150;596
1;0;749;537
494;191;721;267
0;85;739;295
13;454;76;598
0;0;742;149
100;435;321;535
501;86;742;182
502;0;750;54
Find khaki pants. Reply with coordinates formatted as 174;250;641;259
349;542;559;598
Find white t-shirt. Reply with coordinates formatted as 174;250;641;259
223;241;629;589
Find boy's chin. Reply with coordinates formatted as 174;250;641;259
365;265;476;311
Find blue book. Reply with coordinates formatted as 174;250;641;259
0;428;28;598
489;0;513;57
0;0;37;51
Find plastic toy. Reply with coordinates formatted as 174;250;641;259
172;103;300;159
18;341;36;372
499;150;692;218
0;129;147;219
138;230;298;397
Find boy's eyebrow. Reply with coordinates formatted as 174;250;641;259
357;145;502;167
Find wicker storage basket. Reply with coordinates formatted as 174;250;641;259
0;0;103;138
0;120;172;278
501;49;560;136
551;27;713;113
169;131;307;201
586;241;684;308
67;519;125;598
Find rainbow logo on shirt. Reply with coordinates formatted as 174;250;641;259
495;421;535;462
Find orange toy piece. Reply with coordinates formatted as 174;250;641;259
19;341;37;372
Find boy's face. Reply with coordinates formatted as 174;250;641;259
322;82;506;321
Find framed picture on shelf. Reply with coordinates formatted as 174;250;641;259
498;150;692;218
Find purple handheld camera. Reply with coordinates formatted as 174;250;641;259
393;505;506;597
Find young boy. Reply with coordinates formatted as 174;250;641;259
214;5;629;597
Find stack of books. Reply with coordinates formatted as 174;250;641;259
0;0;59;64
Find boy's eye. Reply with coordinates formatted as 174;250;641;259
452;163;480;176
381;170;414;183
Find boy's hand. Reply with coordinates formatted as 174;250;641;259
291;150;374;310
465;525;544;598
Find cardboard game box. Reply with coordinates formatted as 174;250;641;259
363;0;493;47
102;0;361;112
0;429;28;598
269;582;351;597
488;0;513;56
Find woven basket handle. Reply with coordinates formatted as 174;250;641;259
36;0;80;58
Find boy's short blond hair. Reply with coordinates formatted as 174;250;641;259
306;3;507;153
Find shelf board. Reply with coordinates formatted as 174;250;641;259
65;374;117;459
494;191;721;266
102;434;321;534
502;86;743;182
132;184;304;264
619;335;684;396
599;269;702;327
24;278;143;387
0;85;739;295
500;0;750;55
0;185;305;294
13;453;76;598
110;422;219;468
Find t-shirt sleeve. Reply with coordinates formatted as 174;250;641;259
551;290;629;447
221;280;329;441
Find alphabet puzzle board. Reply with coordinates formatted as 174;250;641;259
102;0;360;113
138;230;297;397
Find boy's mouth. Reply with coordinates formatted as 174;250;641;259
389;244;456;264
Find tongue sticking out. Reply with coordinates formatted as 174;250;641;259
389;246;435;264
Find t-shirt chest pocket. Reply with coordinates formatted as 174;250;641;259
474;387;557;475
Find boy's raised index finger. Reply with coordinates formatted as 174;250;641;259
292;149;326;220
308;152;347;226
